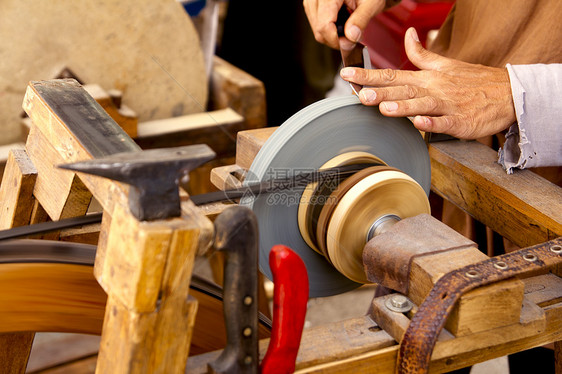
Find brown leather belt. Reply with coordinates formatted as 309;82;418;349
397;237;562;374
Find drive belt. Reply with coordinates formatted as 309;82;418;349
397;237;562;374
0;163;372;241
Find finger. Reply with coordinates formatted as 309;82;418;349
340;66;425;87
411;115;475;139
358;85;428;106
378;96;448;117
304;0;343;49
345;0;386;42
404;27;453;71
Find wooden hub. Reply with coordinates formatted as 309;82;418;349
298;153;430;284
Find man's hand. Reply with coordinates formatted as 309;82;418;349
303;0;386;50
340;28;517;139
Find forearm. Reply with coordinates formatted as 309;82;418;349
499;64;562;173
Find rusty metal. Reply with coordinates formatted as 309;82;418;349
60;144;216;221
397;236;562;374
363;214;475;294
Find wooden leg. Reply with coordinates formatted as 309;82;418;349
0;332;35;374
94;203;211;373
0;150;38;372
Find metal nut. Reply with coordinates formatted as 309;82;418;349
385;294;413;313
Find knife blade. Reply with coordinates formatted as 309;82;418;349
336;7;371;96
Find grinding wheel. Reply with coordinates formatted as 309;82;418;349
241;95;431;297
0;0;207;144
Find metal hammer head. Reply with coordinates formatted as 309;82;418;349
60;144;216;221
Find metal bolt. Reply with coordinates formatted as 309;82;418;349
385;294;413;313
244;356;253;365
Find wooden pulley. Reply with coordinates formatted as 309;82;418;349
0;0;207;144
298;151;385;255
326;168;430;283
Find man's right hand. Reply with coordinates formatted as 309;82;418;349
303;0;387;49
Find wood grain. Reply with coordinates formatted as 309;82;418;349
429;140;562;247
0;149;37;229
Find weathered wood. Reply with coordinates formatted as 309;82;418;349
137;108;243;139
0;142;25;184
429;140;562;247
189;274;562;374
208;56;266;131
409;246;525;336
0;149;37;229
235;127;275;170
25;126;92;221
84;84;138;138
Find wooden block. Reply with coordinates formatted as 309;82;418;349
0;149;37;229
59;222;101;245
209;163;245;190
409;246;525;336
209;56;266;130
96;294;198;374
100;204;175;312
235;127;276;170
429;140;562;248
25;126;92;221
84;84;138;138
136;108;243;138
22;80;138;219
0;142;25;184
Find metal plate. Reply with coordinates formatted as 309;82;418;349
241;96;430;297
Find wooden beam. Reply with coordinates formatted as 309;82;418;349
429;140;562;247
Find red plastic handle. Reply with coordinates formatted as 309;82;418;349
260;245;309;374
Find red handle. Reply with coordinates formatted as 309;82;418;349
260;245;309;374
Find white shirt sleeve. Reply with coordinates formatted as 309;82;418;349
498;64;562;174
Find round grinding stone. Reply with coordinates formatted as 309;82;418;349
240;95;430;298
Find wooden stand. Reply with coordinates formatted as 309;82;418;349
199;126;562;373
0;80;214;373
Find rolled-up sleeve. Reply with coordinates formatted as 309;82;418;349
498;64;562;173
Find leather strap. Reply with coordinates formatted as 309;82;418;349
397;237;562;374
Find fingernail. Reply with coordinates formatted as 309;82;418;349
382;102;398;112
410;28;419;42
339;38;356;51
360;89;376;103
348;25;362;43
340;68;355;78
